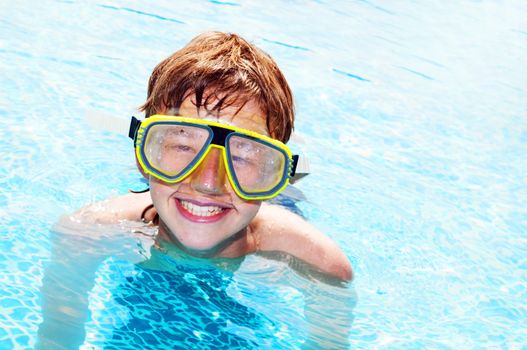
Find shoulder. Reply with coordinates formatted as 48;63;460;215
251;203;353;281
251;203;311;236
68;191;153;224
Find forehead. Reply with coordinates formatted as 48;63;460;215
172;96;269;137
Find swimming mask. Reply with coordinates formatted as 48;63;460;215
128;115;299;200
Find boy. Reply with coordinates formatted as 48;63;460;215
37;32;354;350
77;31;352;281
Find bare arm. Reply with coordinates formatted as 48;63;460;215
70;191;152;224
36;227;106;350
251;203;353;281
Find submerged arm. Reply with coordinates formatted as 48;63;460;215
36;221;108;349
36;193;152;349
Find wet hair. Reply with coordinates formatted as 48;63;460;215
140;31;294;143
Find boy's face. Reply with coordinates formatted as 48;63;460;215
147;95;268;256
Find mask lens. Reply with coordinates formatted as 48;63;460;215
227;134;287;194
143;123;210;178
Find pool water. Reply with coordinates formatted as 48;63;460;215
1;1;526;349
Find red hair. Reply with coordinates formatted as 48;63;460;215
140;32;294;142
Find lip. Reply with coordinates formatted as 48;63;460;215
174;197;231;223
174;195;232;208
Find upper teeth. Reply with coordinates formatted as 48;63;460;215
180;200;224;216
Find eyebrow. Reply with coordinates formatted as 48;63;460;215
165;126;196;137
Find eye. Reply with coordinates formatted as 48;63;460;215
232;155;252;165
164;142;194;153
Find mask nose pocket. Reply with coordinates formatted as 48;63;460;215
190;147;228;194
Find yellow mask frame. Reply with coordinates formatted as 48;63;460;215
129;114;299;200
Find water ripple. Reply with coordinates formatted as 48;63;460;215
97;4;185;24
262;38;310;51
333;68;370;82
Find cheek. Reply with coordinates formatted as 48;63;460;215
149;178;179;203
236;200;262;218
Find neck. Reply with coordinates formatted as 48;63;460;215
156;220;250;259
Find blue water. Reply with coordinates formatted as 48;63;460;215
1;1;527;349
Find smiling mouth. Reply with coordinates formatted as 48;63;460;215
175;198;230;223
180;199;225;216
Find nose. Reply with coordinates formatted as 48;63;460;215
189;148;227;195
